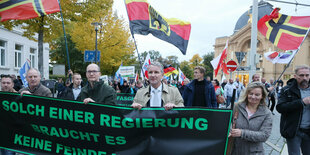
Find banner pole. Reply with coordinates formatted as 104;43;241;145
57;0;71;81
123;0;147;86
272;28;310;86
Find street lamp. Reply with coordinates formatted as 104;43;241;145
91;22;102;64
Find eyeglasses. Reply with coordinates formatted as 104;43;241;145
86;70;100;74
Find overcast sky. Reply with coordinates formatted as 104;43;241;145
113;0;310;62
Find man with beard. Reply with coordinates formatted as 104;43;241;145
277;65;310;155
78;64;116;104
132;62;184;110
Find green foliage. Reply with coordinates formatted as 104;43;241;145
50;35;88;76
180;61;193;80
202;52;214;79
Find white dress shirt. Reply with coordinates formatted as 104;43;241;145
150;84;162;107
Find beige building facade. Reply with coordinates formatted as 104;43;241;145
214;1;310;86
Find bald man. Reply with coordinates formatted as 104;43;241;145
19;68;52;97
77;64;116;105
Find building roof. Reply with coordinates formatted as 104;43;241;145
233;1;273;33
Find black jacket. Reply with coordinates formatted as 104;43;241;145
276;78;305;138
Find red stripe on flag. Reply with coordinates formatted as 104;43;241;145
42;0;60;14
126;2;149;21
0;3;37;21
288;16;310;27
164;67;176;73
170;24;191;40
277;33;305;50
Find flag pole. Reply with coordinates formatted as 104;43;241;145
123;0;147;86
272;28;310;86
57;0;71;81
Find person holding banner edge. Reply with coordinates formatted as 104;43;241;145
229;82;272;155
132;62;184;110
77;63;116;105
19;68;52;97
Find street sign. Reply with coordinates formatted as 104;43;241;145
84;50;100;62
235;52;247;64
227;60;237;72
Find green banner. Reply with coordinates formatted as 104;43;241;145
0;92;232;155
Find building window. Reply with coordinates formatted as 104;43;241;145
15;44;22;68
0;40;6;66
29;48;36;68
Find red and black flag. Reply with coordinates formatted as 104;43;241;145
0;0;60;22
125;0;191;55
258;8;310;50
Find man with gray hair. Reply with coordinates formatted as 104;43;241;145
132;61;184;110
19;68;52;97
277;65;310;155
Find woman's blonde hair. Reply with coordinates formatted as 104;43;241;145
237;82;268;106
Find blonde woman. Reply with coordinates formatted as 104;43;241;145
230;82;273;155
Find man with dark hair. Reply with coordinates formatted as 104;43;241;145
59;71;83;100
19;68;52;97
277;65;310;155
252;74;260;82
132;62;184;110
1;75;16;92
78;64;116;104
182;66;217;108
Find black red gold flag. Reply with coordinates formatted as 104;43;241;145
125;0;191;55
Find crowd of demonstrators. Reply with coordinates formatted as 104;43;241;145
230;82;273;155
277;65;310;155
77;64;116;105
182;66;217;108
132;62;184;110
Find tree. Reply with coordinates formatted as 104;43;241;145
70;8;136;75
0;0;114;74
50;35;88;76
202;52;214;79
140;50;162;63
189;54;203;69
180;61;193;80
165;56;180;68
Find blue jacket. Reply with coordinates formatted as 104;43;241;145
182;79;217;108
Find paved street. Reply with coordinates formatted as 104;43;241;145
263;109;288;155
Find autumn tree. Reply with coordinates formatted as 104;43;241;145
180;61;193;80
0;0;114;74
50;35;88;76
189;54;203;69
70;8;136;75
140;50;162;63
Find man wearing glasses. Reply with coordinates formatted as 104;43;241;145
277;65;310;155
77;63;116;105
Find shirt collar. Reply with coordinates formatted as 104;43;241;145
151;84;162;93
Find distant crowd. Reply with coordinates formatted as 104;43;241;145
1;62;309;155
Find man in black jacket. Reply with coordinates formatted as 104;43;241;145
277;65;310;155
59;72;83;100
77;64;116;105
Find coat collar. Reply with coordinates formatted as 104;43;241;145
238;102;268;118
